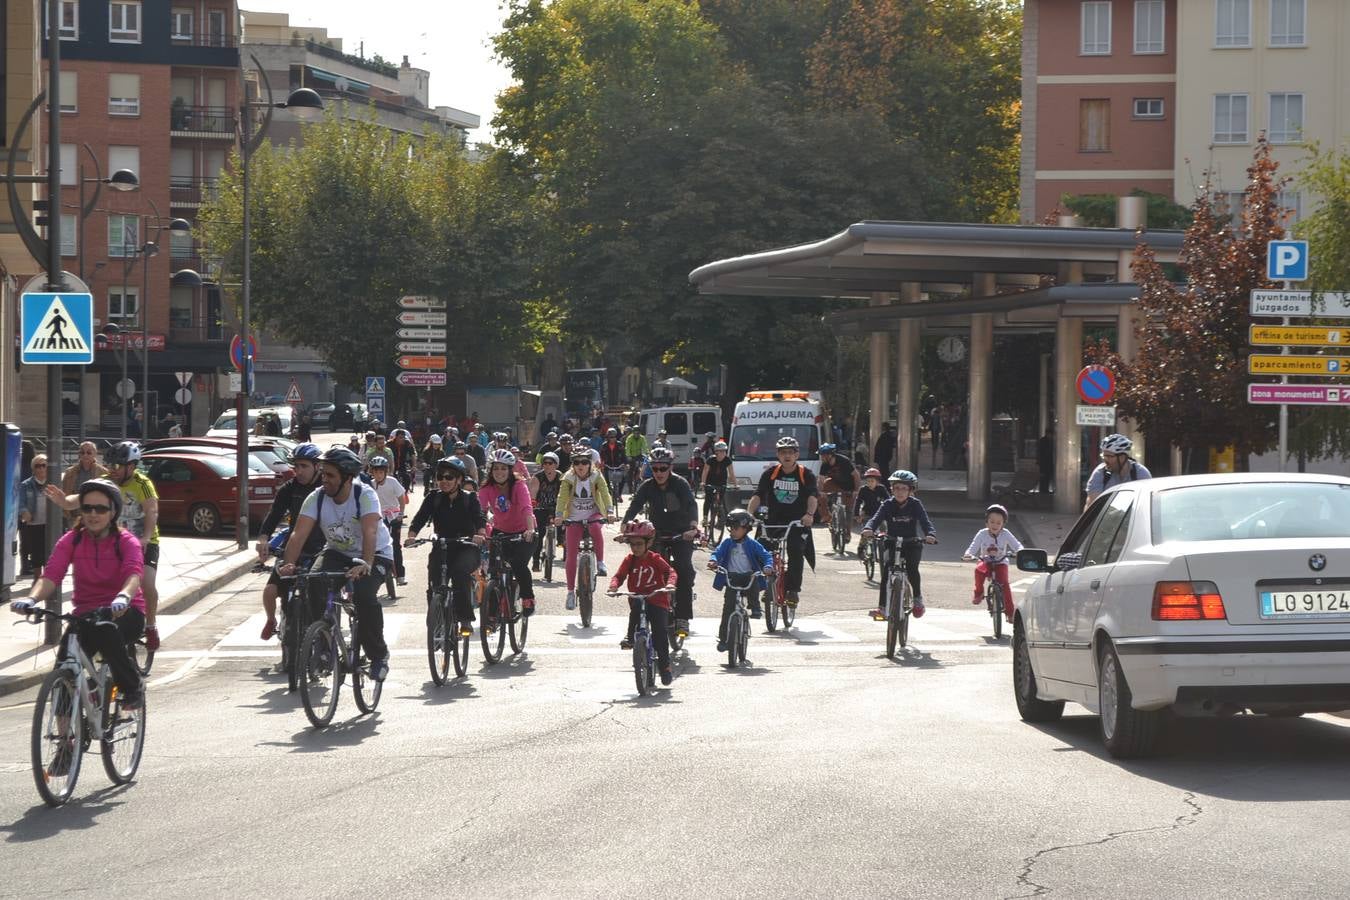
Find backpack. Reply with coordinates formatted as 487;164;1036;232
314;480;364;530
1101;461;1139;488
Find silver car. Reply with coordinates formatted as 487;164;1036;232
1013;473;1350;758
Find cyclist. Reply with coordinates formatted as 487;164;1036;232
12;479;146;714
387;428;416;490
100;442;163;653
962;503;1023;623
554;450;613;610
816;443;859;545
853;467;887;524
420;433;443;494
536;431;562;465
477;449;537;615
598;427;628;506
559;432;600;469
861;469;937;621
362;431;389;470
451;441;480;486
528;451;563;572
255;442;326;640
369;455;410;586
1085;433;1152;507
652;429;670;451
745;436;818;608
406;456;487;639
623;445;699;636
706;508;774;650
609;517;678;686
279;447;394;683
624;425;649;492
700;440;732;528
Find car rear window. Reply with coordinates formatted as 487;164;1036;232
1153;482;1350;542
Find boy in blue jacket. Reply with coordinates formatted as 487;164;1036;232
706;508;774;652
861;469;938;620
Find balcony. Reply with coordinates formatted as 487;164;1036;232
168;322;228;344
170;176;220;208
171;31;239;49
170;106;237;139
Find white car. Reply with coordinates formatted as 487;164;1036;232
1012;472;1350;758
206;407;293;438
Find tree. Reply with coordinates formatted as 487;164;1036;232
1061;189;1192;230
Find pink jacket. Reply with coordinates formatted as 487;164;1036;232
478;479;535;534
42;528;145;615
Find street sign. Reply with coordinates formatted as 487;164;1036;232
396;372;448;387
1076;405;1117;426
1249;325;1350;347
1075;365;1116;405
1248;384;1350;406
396;327;447;340
1249;290;1350;318
174;371;193;386
398;295;447;309
368;396;385;420
284;380;304;404
228;372;242;393
396;311;447;326
174;387;193;405
1267;240;1309;282
229;334;259;370
1248;354;1350;376
396;341;448;354
365;376;386;396
21;292;94;364
396;355;447;370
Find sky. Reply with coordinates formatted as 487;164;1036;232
240;0;517;144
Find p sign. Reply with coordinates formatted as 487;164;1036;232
1267;240;1309;282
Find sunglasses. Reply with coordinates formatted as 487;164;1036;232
572;460;590;466
436;474;461;481
650;465;670;473
33;463;47;469
81;504;112;514
543;460;557;465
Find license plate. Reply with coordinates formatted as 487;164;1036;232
1260;589;1350;618
251;486;273;496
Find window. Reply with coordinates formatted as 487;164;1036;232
108;74;140;116
692;412;718;435
1132;98;1164;119
1215;0;1251;47
108;286;139;321
170;286;194;329
108;214;139;257
59;214;76;257
1269;93;1304;143
1270;0;1306;46
207;10;227;46
1083;492;1135;567
109;1;141;42
1213;93;1248;143
170;229;193;258
46;0;78;39
108;146;140;182
1134;1;1164;53
59;144;76;186
1080;99;1111;151
1081;1;1112;54
1278;190;1302;224
663;413;689;436
1214;190;1245;228
171;8;193;39
58;71;76;113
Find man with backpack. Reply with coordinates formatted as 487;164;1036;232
1084;433;1151;507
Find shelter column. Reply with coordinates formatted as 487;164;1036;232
967;273;995;501
894;283;922;471
1054;262;1084;515
1115;196;1146;461
867;292;893;457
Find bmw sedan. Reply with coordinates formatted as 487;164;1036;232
1012;473;1350;758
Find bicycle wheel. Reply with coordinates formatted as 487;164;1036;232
32;669;83;807
782;584;796;630
427;591;451;686
385;571;398;603
284;590;309;693
633;638;651;696
763;574;779;633
100;685;146;785
480;585;506;664
990;584;1003;640
577;555;594;628
898;579;912;648
509;583;529;654
129;639;154;677
299;620;340;729
726;616;742;668
353;649;382;714
830;515;843;555
709;501;726;545
543;528;555;583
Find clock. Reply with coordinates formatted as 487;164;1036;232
937;336;967;364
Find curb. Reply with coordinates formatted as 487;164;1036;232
0;553;259;699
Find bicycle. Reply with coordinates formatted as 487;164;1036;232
605;465;626;510
480;532;529;664
754;520;804;633
711;565;755;669
858;528;879;583
17;606;147;807
128;632;154;677
826;492;850;556
407;537;477;683
565;520;601;629
878;536;929;659
296;569;383;729
654;531;698;651
609;587;674;696
383;515;404;602
534;505;559;583
702;484;728;545
253;540;316;692
965;552;1012;641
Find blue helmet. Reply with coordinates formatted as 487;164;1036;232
819;443;837;454
292;442;321;461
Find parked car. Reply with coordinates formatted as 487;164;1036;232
330;403;370;432
1012;472;1350;759
206;407;294;438
140;451;279;536
307;402;335;428
143;439;295;481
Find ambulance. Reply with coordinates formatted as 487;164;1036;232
727;390;830;506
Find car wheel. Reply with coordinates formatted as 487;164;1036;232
1097;641;1163;759
189;503;221;535
1013;624;1064;722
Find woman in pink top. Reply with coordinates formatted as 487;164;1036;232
477;450;538;614
12;479;146;708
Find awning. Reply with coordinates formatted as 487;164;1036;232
307;66;371;93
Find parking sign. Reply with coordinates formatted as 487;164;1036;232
1267;240;1309;282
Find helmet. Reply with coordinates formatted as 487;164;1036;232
448;426;460;435
607;427;617;436
436;456;468;478
888;469;918;488
429;434;443;445
542;452;560;464
105;441;141;466
985;503;1010;520
650;446;675;464
706;432;715;438
713;440;728;451
775;436;799;450
726;508;755;529
863;467;882;479
488;448;516;467
621;518;656;542
293;442;321;461
559;434;575;444
368;455;390;469
395;420;407;429
819;442;837;454
319;447;364;477
453;441;468;451
78;479;123;520
1100;433;1134;455
657;429;667;437
493;431;508;441
570;451;593;464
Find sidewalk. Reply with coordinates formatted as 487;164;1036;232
0;534;257;697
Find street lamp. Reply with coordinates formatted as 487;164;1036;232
76;148;139;282
138;214;193;440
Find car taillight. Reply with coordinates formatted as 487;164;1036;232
1152;581;1226;620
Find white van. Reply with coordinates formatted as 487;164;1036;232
638;404;723;473
727;390;830;505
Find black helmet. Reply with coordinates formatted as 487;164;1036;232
105;441;141;466
319;446;364;477
78;479;123;520
436;456;468;478
726;508;755;529
570;451;593;465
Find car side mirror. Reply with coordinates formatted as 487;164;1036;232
1055;551;1083;572
1016;548;1051;572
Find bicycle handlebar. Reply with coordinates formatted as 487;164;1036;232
405;536;478;548
14;605;114;625
606;588;674;598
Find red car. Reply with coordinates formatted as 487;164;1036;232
143;437;295;482
140;451;280;535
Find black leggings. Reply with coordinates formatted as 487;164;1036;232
879;540;923;607
762;527;808;593
626;599;671;670
429;541;482;624
495;534;535;601
308;550;390;664
702;484;726;522
70;609;145;699
718;584;761;642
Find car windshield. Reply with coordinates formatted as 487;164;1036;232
729;424;819;461
1153;482;1350;542
200;456;270;477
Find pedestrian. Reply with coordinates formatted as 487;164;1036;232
295;413;313;442
873;422;896;474
1037;428;1054;495
930;407;943;467
61;441;109;526
18;454;57;578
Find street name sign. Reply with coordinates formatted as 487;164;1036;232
396;327;447;340
1249;290;1350;318
396;372;448;387
398;295;447;309
1076;405;1116;426
21;292;94;364
1248;384;1350;405
396;355;447;370
396;341;448;354
396;311;447;326
1248;355;1350;376
1249;325;1350;346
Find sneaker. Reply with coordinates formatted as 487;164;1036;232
749;606;762;619
972;592;984;605
260;617;277;641
620;638;634;650
522;598;535;617
397;576;408;586
786;592;799;608
566;591;576;611
458;621;473;638
597;562;608;577
144;625;160;652
659;666;673;686
675;618;690;637
870;607;886;621
531;559;540;572
119;692;143;713
46;740;74;777
913;597;926;618
370;657;390;682
717;640;728;652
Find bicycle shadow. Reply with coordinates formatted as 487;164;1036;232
761;627;830;646
477;655;535;679
615;689;681;708
270;713;381;751
403;678;478;705
718;660;775;676
981;634;1012;647
563;623;610;638
879;647;945;669
0;787;129;841
237;679;303;715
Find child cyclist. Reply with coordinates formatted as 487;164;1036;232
609;518;678;686
962;503;1023;623
477;449;537;615
853;467;887;526
706;508;774;652
554;450;614;610
861;469;937;620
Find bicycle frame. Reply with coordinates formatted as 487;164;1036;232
22;609;118;742
879;536;924;617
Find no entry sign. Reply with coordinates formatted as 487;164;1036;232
1076;365;1116;405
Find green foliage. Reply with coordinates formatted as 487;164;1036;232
1061;190;1193;230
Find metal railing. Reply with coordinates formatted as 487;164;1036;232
169;105;237;135
169;176;220;205
171;31;239;49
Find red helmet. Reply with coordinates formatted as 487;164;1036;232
621;518;656;542
864;467;882;478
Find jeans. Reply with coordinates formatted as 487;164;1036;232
429;541;482;624
626;598;671;670
655;535;695;621
879;540;923;609
718;583;761;643
70;608;145;700
309;550;390;664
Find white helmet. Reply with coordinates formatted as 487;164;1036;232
1100;433;1133;455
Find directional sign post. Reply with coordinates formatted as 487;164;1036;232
396;372;448;388
1249;290;1350;318
1248;355;1350;376
398;295;447;309
21;292;94;364
396;311;447;327
1249;325;1350;347
396;355;447;370
396;341;448;354
396;327;447;341
1248;384;1350;406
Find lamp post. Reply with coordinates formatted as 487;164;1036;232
137;203;193;440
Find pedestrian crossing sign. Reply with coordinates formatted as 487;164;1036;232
21;292;94;364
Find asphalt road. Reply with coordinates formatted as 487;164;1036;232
2;498;1349;898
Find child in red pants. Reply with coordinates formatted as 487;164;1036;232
962;504;1023;622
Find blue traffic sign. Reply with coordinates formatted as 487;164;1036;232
365;376;386;396
1267;240;1309;282
368;396;385;421
1075;365;1116;405
21;292;94;364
